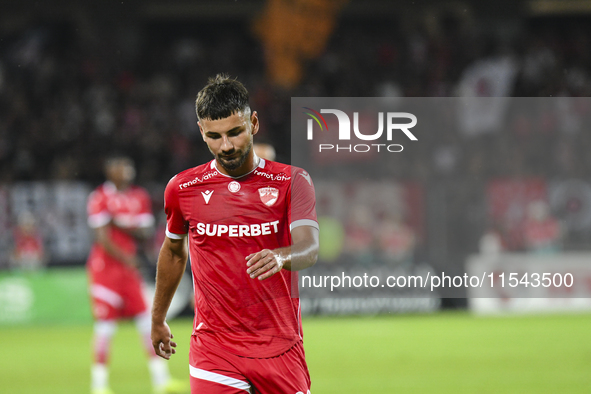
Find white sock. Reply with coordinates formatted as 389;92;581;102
93;320;117;365
148;357;171;387
91;363;109;390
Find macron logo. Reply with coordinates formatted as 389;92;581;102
299;172;312;186
201;190;213;204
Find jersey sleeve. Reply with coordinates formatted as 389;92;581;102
164;176;189;239
289;168;319;232
87;189;110;228
135;188;155;228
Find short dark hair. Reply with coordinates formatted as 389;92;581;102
195;74;250;121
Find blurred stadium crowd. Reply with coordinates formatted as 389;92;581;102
1;3;591;270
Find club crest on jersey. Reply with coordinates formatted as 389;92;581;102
228;181;241;193
258;187;279;206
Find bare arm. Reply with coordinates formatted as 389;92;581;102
95;225;137;267
151;236;188;359
245;225;319;281
114;224;154;241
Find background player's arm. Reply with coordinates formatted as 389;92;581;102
151;236;188;360
246;225;319;280
94;224;138;267
114;224;154;241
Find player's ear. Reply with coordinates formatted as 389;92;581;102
250;111;259;136
198;121;206;141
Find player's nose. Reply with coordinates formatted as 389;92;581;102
221;136;234;152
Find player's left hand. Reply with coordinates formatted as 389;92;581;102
245;249;285;280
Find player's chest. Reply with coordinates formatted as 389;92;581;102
181;179;288;222
106;192;142;215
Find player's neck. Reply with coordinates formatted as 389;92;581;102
215;152;260;178
110;180;130;191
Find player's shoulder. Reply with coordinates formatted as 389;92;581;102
250;159;291;185
87;182;112;211
166;161;217;190
268;160;312;180
128;184;150;198
88;182;109;200
290;165;311;178
255;159;306;177
255;160;313;187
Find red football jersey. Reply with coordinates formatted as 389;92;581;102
13;229;44;260
164;159;318;358
87;181;154;266
523;218;560;249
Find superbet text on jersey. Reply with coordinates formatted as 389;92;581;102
164;158;318;358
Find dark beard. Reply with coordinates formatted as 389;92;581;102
216;142;252;171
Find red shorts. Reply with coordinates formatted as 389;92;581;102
87;254;148;320
189;335;311;394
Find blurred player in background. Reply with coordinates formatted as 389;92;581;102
523;199;562;254
86;155;187;394
10;211;46;271
253;142;276;161
151;75;319;394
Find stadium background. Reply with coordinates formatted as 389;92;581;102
1;0;591;392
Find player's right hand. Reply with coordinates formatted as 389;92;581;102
151;321;177;360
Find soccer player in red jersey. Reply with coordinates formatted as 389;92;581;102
87;155;187;394
151;75;319;394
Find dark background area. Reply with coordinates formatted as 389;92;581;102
2;1;591;303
